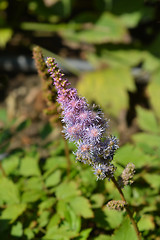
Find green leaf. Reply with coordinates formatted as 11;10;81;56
64;204;81;232
43;226;78;240
78;67;135;117
112;0;154;29
112;217;138;240
78;228;92;240
55;181;80;200
38;197;56;212
0;177;20;204
115;144;151;168
143;173;160;189
90;194;105;208
24;228;35;240
104;180;119;200
0;203;26;223
134;142;156;156
47;214;61;231
141;205;157;215
22;177;43;191
2;154;19;176
21;190;44;203
11;222;23;237
56;200;68;219
19;156;40;177
119;12;141;28
44;156;67;171
45;170;62;187
88;49;160;71
132;133;160;148
0;28;13;48
38;210;50;227
21;177;44;203
70;196;94;218
131;187;156;206
93;207;122;230
148;68;160;119
94;234;112;240
79;167;97;196
136;106;159;133
63;12;129;44
142;52;160;72
103;207;123;229
138;215;155;231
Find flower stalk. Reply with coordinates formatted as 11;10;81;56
0;162;6;177
33;47;71;174
111;176;141;240
46;57;141;239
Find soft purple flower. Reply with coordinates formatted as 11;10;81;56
46;57;119;180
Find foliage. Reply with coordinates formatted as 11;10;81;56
0;97;160;240
1;0;160;239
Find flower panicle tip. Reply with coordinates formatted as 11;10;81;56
46;57;119;180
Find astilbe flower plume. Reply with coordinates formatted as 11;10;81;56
33;46;60;124
46;57;119;180
33;47;71;174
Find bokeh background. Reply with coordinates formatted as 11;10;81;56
0;0;160;239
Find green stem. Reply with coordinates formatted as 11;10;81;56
111;176;141;240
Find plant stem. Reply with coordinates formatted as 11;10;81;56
0;162;6;177
111;176;141;240
62;133;71;176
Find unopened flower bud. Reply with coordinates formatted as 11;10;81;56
107;200;126;211
118;163;135;188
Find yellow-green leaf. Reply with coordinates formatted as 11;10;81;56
0;203;26;223
138;215;155;231
78;67;135;117
62;12;129;44
0;177;20;204
20;156;40;177
136;106;159;133
112;217;138;240
0;28;13;48
70;196;94;219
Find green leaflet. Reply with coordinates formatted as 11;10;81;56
78;67;135;117
112;217;138;240
0;177;20;204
